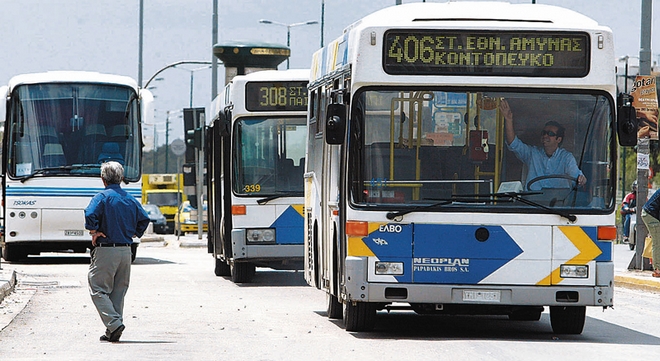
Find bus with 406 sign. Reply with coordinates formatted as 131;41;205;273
304;2;636;333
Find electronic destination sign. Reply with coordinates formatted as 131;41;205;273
383;30;590;77
245;81;308;111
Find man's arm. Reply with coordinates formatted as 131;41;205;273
500;99;515;145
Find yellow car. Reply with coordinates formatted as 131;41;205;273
174;201;208;235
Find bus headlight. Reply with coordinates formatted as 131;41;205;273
246;228;276;244
375;262;404;275
560;264;589;278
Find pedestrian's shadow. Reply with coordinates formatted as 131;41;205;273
131;257;176;265
111;340;177;344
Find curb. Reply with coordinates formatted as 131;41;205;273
0;269;17;304
614;274;660;293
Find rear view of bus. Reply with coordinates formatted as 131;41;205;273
208;69;309;283
305;3;629;334
1;71;149;261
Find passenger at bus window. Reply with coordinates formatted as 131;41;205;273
499;99;586;190
641;189;660;277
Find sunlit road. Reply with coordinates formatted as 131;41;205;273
0;238;659;360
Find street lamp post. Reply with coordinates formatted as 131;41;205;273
259;19;319;69
175;65;212;107
619;55;630;201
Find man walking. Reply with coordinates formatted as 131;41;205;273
85;161;150;342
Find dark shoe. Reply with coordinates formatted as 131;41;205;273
108;324;125;342
100;335;110;342
623;238;629;244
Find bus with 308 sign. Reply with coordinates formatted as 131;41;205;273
304;2;636;333
206;69;309;283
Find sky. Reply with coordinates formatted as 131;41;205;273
0;0;658;148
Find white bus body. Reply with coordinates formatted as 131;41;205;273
208;69;309;283
1;71;150;261
305;2;623;334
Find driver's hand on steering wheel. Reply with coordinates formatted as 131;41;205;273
577;174;587;187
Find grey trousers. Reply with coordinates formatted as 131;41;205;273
88;246;132;333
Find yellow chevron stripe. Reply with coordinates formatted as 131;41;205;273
348;236;375;257
346;222;385;257
536;226;602;285
291;204;304;216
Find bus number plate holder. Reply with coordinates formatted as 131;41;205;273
462;290;501;302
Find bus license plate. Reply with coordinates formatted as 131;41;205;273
65;230;84;236
462;290;501;302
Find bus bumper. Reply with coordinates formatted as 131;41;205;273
230;229;303;268
344;257;614;307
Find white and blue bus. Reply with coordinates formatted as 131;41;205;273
207;69;309;283
304;2;635;333
0;71;151;261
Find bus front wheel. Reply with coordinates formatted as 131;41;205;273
2;245;26;262
326;293;342;319
343;301;377;331
215;258;231;276
231;261;255;283
550;306;586;334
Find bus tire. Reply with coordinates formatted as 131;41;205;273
231;261;255;283
2;245;26;262
326;293;343;319
550;306;586;334
343;301;377;332
215;258;231;276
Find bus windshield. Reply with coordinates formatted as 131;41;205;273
233;116;306;195
6;83;141;181
350;89;614;213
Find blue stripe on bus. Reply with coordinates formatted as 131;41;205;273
270;206;304;245
6;187;141;197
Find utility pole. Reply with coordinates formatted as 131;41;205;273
633;0;653;270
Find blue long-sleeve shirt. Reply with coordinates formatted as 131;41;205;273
507;136;584;190
85;183;150;244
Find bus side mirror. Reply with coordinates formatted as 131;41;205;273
0;85;7;123
617;94;637;146
218;110;230;137
325;103;346;145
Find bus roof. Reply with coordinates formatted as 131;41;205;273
347;2;602;31
232;69;310;84
311;2;613;87
7;71;139;92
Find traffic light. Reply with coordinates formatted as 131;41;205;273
185;127;204;148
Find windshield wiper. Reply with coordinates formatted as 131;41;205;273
386;200;453;220
19;166;74;183
465;191;577;222
385;191;577;222
257;192;304;205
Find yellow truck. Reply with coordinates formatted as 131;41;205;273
141;174;185;234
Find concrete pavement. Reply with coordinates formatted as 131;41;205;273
0;240;658;306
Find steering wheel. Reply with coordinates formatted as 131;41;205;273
526;174;578;191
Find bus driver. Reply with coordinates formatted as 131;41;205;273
500;99;587;190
